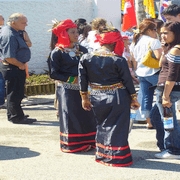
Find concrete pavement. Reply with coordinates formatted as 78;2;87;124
0;95;180;180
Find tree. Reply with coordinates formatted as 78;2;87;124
134;0;146;26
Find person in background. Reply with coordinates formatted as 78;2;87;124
74;18;87;41
79;23;92;51
78;27;140;167
154;19;164;38
0;13;36;124
0;14;5;108
154;22;180;159
161;4;180;23
86;17;107;52
49;19;96;153
130;19;162;129
147;18;164;151
122;35;139;84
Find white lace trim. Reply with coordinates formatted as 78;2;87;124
57;82;79;90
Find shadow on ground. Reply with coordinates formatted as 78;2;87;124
131;149;180;171
0;146;180;172
31;120;59;126
0;145;40;161
75;149;180;172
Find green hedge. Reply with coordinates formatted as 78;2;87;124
26;74;54;85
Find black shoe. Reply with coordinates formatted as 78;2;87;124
24;114;29;118
13;118;37;124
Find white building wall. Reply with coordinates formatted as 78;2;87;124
94;0;121;30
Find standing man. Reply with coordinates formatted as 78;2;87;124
161;4;180;22
0;14;5;107
0;13;36;124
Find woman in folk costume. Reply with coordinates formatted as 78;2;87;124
49;19;96;153
78;27;140;167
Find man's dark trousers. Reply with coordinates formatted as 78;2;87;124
1;64;25;122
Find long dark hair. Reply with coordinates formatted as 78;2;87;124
50;33;58;50
163;22;180;50
49;21;60;50
74;18;87;34
79;24;91;43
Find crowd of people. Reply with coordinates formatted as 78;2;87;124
1;3;180;167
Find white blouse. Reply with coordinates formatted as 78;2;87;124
130;35;161;77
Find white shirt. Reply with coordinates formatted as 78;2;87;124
86;30;101;52
130;35;161;77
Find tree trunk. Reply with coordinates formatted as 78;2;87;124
135;0;146;26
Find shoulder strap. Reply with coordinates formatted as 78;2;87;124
148;42;152;50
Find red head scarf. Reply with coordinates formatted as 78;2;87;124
95;30;124;56
52;19;77;48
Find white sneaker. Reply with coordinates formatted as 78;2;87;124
155;150;180;159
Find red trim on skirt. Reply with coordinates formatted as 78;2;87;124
60;131;96;137
96;159;133;167
60;139;95;146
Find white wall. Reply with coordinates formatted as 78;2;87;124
94;0;121;30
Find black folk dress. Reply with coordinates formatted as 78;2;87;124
50;45;96;153
78;52;136;167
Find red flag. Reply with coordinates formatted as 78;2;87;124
121;0;137;32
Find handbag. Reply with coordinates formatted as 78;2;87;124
142;43;160;69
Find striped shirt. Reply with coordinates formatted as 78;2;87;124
167;53;180;63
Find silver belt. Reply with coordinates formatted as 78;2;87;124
57;81;79;90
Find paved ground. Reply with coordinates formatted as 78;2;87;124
0;95;180;180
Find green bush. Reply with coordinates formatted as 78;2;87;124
26;74;54;85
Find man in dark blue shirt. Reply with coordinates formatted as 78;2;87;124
0;13;36;124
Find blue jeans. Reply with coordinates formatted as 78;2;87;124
0;72;5;106
155;89;180;155
138;73;159;118
150;104;164;151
